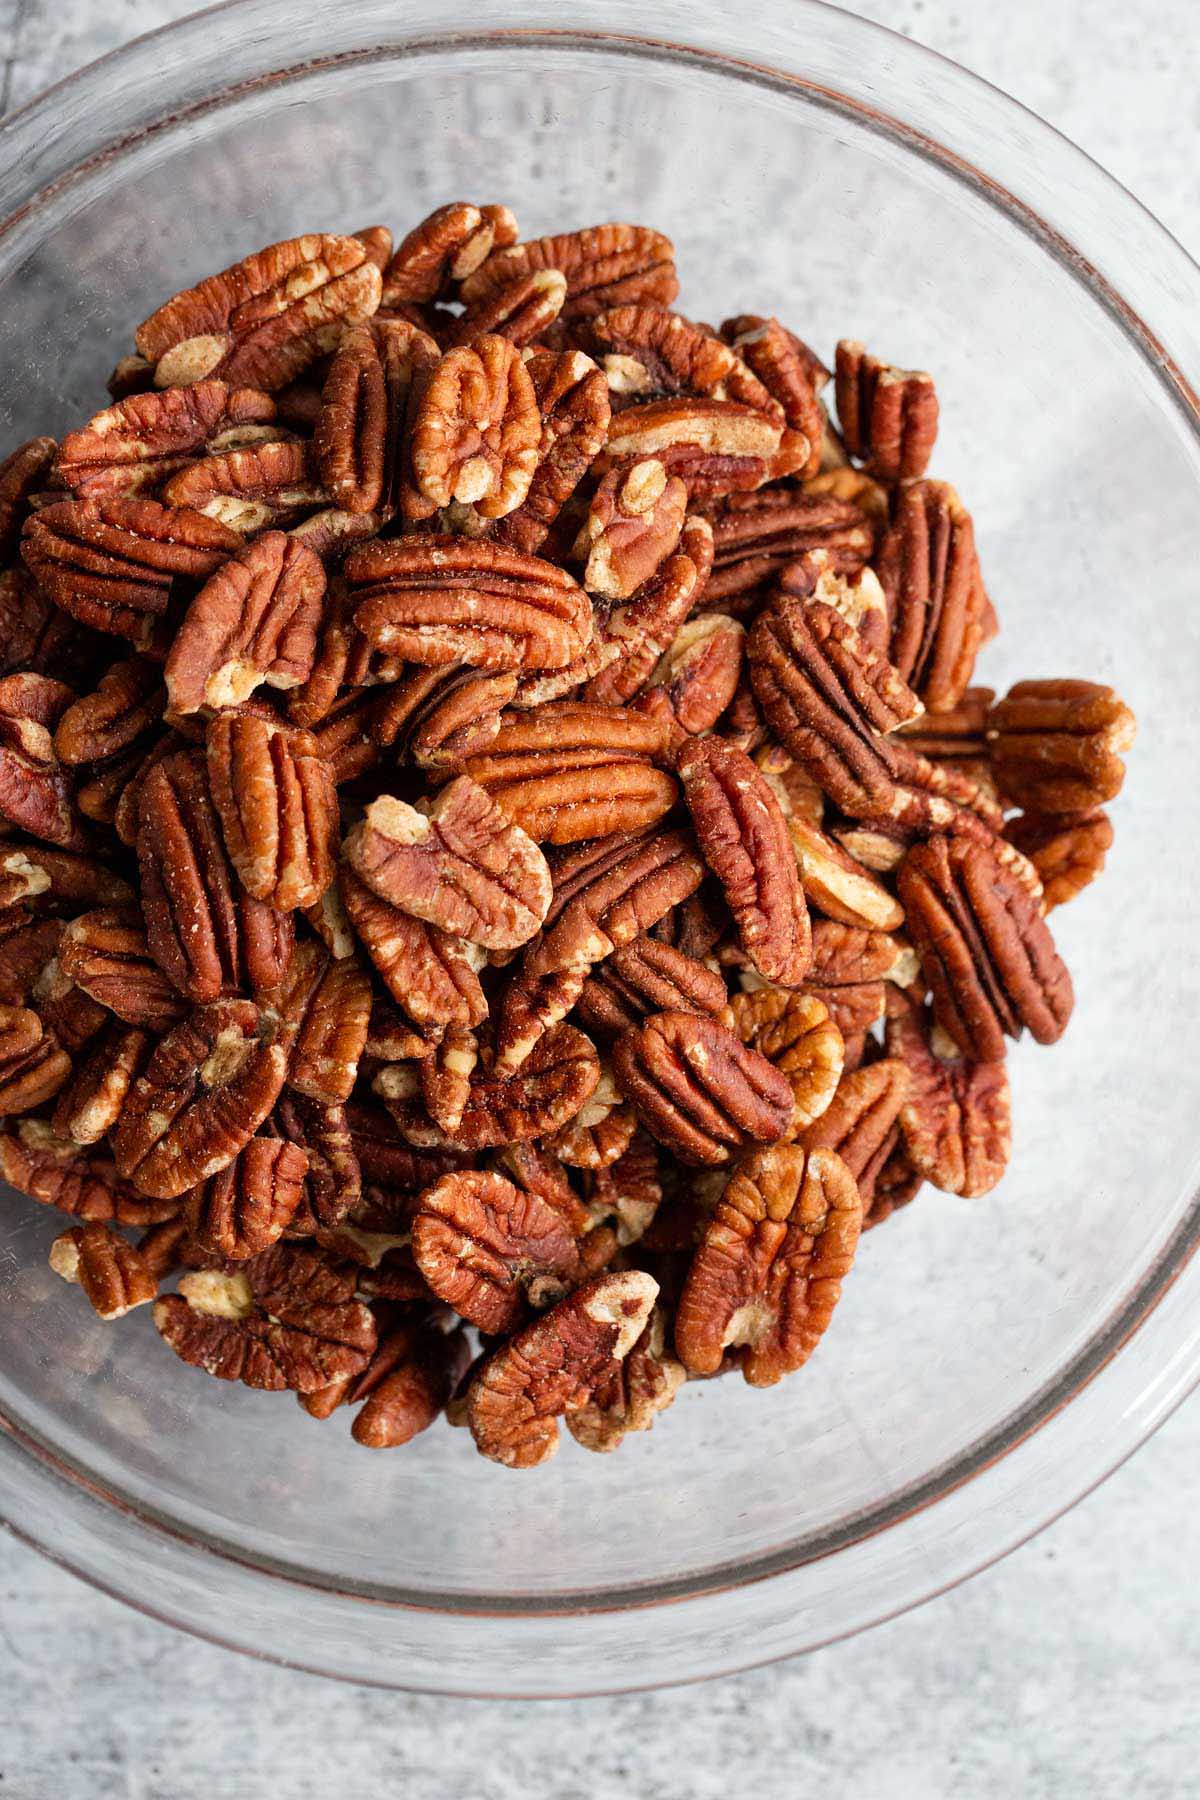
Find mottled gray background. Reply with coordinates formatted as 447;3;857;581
1;3;1198;1795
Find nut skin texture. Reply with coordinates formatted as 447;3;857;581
53;657;165;768
49;1222;159;1320
987;680;1136;813
467;1267;660;1468
265;942;372;1106
409;335;541;521
674;1143;861;1386
722;987;844;1136
834;340;938;484
206;713;337;911
898;834;1074;1063
650;613;745;734
165;531;326;714
612;1010;795;1167
675;734;811;987
381;202;518;306
1005;808;1114;912
885;993;1012;1198
411;1169;581;1333
576;933;727;1039
113;999;289;1199
185;1137;309;1259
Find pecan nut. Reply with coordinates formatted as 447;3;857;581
0;435;56;560
575;933;727;1039
987;679;1136;813
834;340;938;482
723;986;844;1134
161;438;324;533
377;1020;600;1150
265;941;372;1105
410;1169;580;1332
0;1003;72;1112
381;202;517;306
784;814;905;931
54;382;277;499
206;713;337;911
0;672;84;848
611;1010;794;1166
1005;808;1113;911
51;1022;150;1145
0;1119;180;1224
185;1136;310;1259
566;1306;685;1452
49;1222;159;1320
649;613;745;734
492;349;611;555
340;865;487;1035
885;992;1012;1197
408;335;541;520
802;1059;911;1205
58;908;188;1030
701;487;874;611
875;481;988;712
165;531;325;713
581;458;688;601
53;657;165;769
460;223;678;322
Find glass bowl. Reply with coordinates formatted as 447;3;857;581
2;0;1199;1698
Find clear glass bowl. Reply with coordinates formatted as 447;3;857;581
1;0;1199;1698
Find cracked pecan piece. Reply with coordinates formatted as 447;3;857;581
575;933;727;1039
612;1009;794;1166
466;1267;659;1467
722;986;844;1135
344;778;551;951
185;1136;310;1260
0;672;84;848
1005;808;1114;911
802;1060;911;1206
49;1222;159;1320
58;908;188;1030
835;340;938;483
0;436;56;560
135;233;382;391
348;534;592;672
582;516;713;708
54;382;277;499
381;202;517;306
0;1119;180;1224
885;991;1012;1197
154;1241;377;1392
51;1022;149;1145
898;834;1074;1062
137;750;293;1001
674;1142;861;1385
456;701;677;845
0;1002;72;1112
875;481;989;713
987;679;1136;813
675;734;810;987
567;1306;685;1452
22;496;241;647
649;613;744;734
410;1168;580;1332
377;1020;600;1150
460;222;677;323
701;487;874;612
493;349;610;556
165;531;325;713
407;334;541;521
206;713;337;911
581;458;688;601
113;998;289;1198
340;865;486;1036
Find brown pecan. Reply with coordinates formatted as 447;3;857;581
582;517;712;708
0;1003;71;1111
720;316;822;477
722;986;843;1134
0;673;83;848
137;750;293;1002
32;957;109;1054
0;911;62;1000
808;918;915;988
0;567;98;684
410;1169;580;1331
263;941;372;1105
701;487;874;611
835;340;938;482
460;223;677;323
581;458;688;601
22;496;240;646
675;735;810;987
895;683;995;785
53;658;165;768
313;322;402;516
343;778;551;952
348;535;592;672
466;1267;659;1467
377;1021;600;1151
275;1091;363;1230
449;269;567;348
649;613;744;734
0;1119;180;1224
456;701;677;845
674;1142;861;1384
381;203;517;306
1005;808;1113;911
340;865;486;1035
863;1135;923;1230
875;481;988;712
987;679;1136;813
51;1022;149;1144
0;436;56;560
49;1222;159;1320
374;666;518;771
165;531;325;713
802;1059;911;1206
803;980;888;1038
601;397;781;498
54;382;277;499
185;1136;309;1259
1;842;131;919
545;1085;638;1169
785;815;905;931
885;992;1012;1197
493;349;611;555
567;1306;685;1452
797;550;890;658
586;305;779;414
135;234;382;391
58;908;187;1030
205;713;336;911
898;835;1074;1062
405;334;541;522
611;1009;793;1166
113;999;289;1198
305;1316;469;1445
161;438;324;532
154;1241;376;1392
575;933;727;1038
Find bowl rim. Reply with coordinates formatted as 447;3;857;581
1;0;1199;1694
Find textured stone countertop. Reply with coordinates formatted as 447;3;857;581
1;3;1197;1795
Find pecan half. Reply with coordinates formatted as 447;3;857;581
275;1091;362;1230
898;834;1074;1062
0;568;97;684
54;382;277;499
582;519;712;708
987;679;1136;813
0;1119;179;1225
587;305;778;413
344;778;551;951
581;458;688;601
720;316;822;477
875;481;988;712
835;340;938;482
378;1020;600;1150
460;223;677;322
0;1003;72;1111
206;713;337;910
381;203;518;306
49;1222;159;1320
340;865;487;1035
374;666;518;770
802;1059;911;1205
410;1169;580;1331
408;335;541;521
313;323;398;516
575;933;727;1038
1005;808;1113;911
58;908;187;1030
264;942;372;1105
885;992;1012;1197
51;1022;149;1144
612;1010;794;1166
154;1241;376;1392
674;1142;861;1385
165;531;325;713
113;999;289;1198
675;734;810;987
649;613;744;734
566;1306;685;1452
53;658;165;769
0;436;56;560
722;986;843;1134
701;487;874;611
492;349;611;555
185;1136;309;1259
161;438;324;533
466;1267;659;1467
450;268;567;349
784;815;905;931
601;397;782;498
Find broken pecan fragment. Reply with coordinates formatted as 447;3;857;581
675;1142;861;1385
649;612;744;734
460;223;677;322
466;1267;659;1467
54;382;277;499
723;986;843;1134
721;315;823;476
411;1169;580;1332
165;531;325;713
898;834;1074;1062
0;672;84;848
835;340;938;482
59;908;187;1030
206;712;337;911
344;778;551;951
612;1010;794;1166
113;999;288;1198
784;815;905;932
675;734;811;987
581;458;688;600
408;335;541;520
1005;808;1113;911
987;679;1136;813
154;1240;376;1392
185;1136;309;1259
885;992;1012;1197
49;1222;159;1320
264;941;372;1105
567;1306;685;1452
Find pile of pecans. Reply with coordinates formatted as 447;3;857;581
0;204;1136;1469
